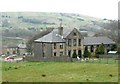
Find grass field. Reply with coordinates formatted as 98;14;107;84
2;59;119;82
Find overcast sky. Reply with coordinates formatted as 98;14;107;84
0;0;119;20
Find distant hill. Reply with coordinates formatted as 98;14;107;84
1;12;109;29
1;12;116;43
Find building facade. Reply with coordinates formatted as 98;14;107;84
83;37;116;54
34;27;84;59
34;27;116;61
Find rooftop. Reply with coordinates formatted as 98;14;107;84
35;29;65;43
83;36;115;45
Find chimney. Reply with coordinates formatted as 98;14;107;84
58;27;63;36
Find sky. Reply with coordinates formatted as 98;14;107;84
0;0;119;20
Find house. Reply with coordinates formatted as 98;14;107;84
34;27;84;60
33;27;116;61
3;42;27;56
6;43;18;55
17;42;27;55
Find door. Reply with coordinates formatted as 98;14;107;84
78;50;82;58
68;50;71;57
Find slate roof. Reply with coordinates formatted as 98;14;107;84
63;28;73;38
35;27;76;43
7;43;18;48
18;43;26;49
35;29;65;43
83;36;115;45
7;42;26;49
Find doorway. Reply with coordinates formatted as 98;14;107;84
78;50;82;58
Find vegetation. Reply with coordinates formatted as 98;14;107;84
26;28;53;54
90;52;96;58
95;43;105;55
72;52;77;58
111;44;117;51
118;44;120;54
83;46;90;58
2;61;118;82
98;43;105;54
1;12;118;49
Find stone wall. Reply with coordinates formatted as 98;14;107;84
34;42;43;58
25;56;72;62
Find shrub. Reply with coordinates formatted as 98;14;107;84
99;43;105;54
72;52;77;58
83;46;90;58
118;44;120;54
95;43;105;55
111;44;117;51
91;52;96;58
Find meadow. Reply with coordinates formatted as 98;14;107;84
2;59;119;82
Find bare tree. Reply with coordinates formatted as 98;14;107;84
26;28;53;54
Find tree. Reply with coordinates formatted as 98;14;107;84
111;44;117;51
83;46;90;58
94;20;118;42
90;52;96;58
26;28;53;54
99;43;105;54
118;44;120;54
95;47;100;58
72;52;77;58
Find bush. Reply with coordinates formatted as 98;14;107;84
90;52;96;58
95;43;105;55
111;44;117;51
72;52;77;58
99;43;105;54
118;44;120;54
83;46;90;58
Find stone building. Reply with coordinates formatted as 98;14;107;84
33;27;116;61
83;36;116;54
3;42;27;56
34;27;84;59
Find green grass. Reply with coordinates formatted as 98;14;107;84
2;59;119;82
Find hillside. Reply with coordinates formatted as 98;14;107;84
0;12;117;46
1;12;104;28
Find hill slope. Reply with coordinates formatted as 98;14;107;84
1;12;116;46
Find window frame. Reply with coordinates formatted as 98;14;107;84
68;39;71;46
78;39;81;46
73;32;77;36
60;43;63;49
54;43;57;49
60;52;63;56
73;39;76;46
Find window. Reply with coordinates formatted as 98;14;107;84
68;39;71;46
60;52;63;56
60;43;63;49
78;39;81;46
43;52;44;57
54;52;56;56
107;44;110;47
90;45;94;52
54;43;56;49
97;45;99;47
73;32;77;36
68;50;71;57
73;39;76;46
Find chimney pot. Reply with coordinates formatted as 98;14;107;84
58;27;63;36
